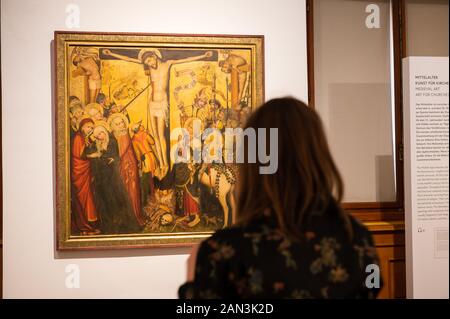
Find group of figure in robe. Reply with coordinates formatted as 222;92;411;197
68;45;252;234
69;95;157;235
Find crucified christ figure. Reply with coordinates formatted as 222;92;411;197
103;48;213;178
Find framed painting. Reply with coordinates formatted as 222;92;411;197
55;31;264;250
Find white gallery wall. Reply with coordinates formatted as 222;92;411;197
1;0;308;298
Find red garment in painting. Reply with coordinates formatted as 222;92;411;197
116;133;145;226
183;188;200;216
71;133;98;231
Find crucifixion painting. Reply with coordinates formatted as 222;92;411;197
55;32;264;249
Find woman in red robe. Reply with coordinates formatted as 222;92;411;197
109;114;146;227
71;118;100;235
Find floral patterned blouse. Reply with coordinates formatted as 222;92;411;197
178;207;382;299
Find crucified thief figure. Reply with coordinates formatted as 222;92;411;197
219;53;250;109
71;47;102;104
103;48;213;178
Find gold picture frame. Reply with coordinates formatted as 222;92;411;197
55;31;264;250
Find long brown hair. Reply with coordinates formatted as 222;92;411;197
235;97;352;240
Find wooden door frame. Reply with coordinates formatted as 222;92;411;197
305;0;407;222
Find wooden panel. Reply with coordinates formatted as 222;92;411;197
366;221;406;299
0;241;2;299
389;257;406;298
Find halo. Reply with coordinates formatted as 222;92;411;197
107;112;130;130
183;117;203;147
68;99;83;112
85;103;103;115
76;115;94;131
138;48;162;61
183;116;204;132
93;120;111;133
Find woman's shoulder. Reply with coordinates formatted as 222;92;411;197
323;200;373;242
204;224;248;243
197;222;259;253
347;214;376;246
200;213;374;249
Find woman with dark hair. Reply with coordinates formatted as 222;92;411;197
178;97;382;299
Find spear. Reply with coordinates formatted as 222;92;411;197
213;73;217;122
118;81;152;113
